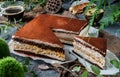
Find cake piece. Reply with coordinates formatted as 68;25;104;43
34;14;88;45
69;2;89;14
73;36;107;69
12;18;65;61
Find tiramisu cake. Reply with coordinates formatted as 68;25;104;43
33;14;88;44
12;14;88;61
12;19;65;61
73;36;107;69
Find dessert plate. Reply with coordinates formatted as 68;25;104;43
9;40;119;75
64;45;120;75
9;40;77;64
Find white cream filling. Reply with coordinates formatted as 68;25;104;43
73;41;105;68
52;25;88;35
12;41;65;61
12;36;63;48
54;32;76;40
59;39;73;45
53;29;79;34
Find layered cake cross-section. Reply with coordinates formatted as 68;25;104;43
12;18;65;61
33;14;88;45
73;36;107;69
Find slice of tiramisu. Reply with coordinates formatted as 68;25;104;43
73;36;107;69
12;19;65;61
34;14;88;45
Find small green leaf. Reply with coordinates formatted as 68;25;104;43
99;23;105;30
30;71;37;77
72;66;81;72
14;18;17;24
23;65;28;72
110;60;120;69
91;65;100;75
24;57;30;65
82;71;88;77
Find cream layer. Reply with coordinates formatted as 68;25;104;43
54;32;76;44
12;36;63;48
53;29;79;34
73;41;105;69
60;39;73;45
54;26;88;45
12;41;65;61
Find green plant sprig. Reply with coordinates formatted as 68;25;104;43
82;71;88;77
85;0;120;31
91;65;104;77
110;59;120;71
23;57;37;77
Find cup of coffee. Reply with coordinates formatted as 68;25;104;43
2;6;24;21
